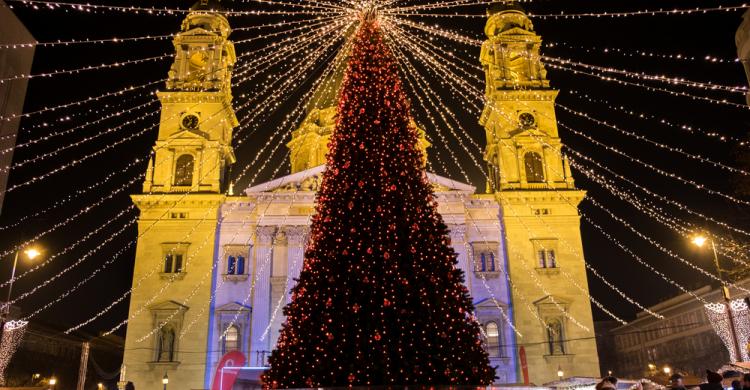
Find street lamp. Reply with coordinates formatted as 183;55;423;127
98;383;103;390
162;372;169;390
557;366;564;380
3;246;42;320
663;366;672;375
49;377;57;390
648;363;656;371
692;233;743;361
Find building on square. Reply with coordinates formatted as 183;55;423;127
120;1;600;388
0;0;35;214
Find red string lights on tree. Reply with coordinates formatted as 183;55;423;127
262;15;494;388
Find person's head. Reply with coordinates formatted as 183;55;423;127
743;373;750;388
670;373;684;388
707;370;723;384
605;376;618;385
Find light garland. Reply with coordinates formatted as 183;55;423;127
545;41;740;65
556;103;750;176
565;89;749;147
0;320;28;386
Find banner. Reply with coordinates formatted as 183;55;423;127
520;346;529;385
211;351;246;390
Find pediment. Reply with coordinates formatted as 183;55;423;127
245;165;475;194
148;300;189;312
169;129;210;140
497;26;538;37
216;302;251;313
182;27;216;37
509;127;547;138
474;297;509;309
533;295;571;307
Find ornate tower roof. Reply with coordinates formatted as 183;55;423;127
487;0;526;15
191;0;225;11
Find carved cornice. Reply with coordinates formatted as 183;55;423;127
488;89;559;102
131;194;225;209
496;189;586;205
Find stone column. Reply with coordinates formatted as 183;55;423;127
249;226;275;367
449;225;472;296
541;144;553;183
268;229;288;350
285;226;309;303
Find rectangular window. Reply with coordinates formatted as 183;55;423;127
471;242;499;273
164;254;184;273
532;240;558;269
161;243;189;274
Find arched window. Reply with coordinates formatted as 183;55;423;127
489;253;496;272
480;253;487;272
547;320;565;355
174;154;194;186
524;152;545;183
486;322;500;357
224;325;240;353
156;326;176;362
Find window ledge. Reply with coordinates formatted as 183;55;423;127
159;272;186;281
543;354;575;364
535;267;560;275
223;274;249;282
489;356;513;365
147;361;181;369
474;271;501;279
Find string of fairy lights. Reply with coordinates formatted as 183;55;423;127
2;0;750;371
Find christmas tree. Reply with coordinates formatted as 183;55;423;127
262;17;495;388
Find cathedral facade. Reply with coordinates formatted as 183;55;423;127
121;3;600;389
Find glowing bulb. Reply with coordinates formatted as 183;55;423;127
692;235;708;248
23;248;41;260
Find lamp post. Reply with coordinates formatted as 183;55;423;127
49;377;57;390
663;366;672;376
557;366;564;380
692;234;743;361
162;372;169;390
3;247;41;321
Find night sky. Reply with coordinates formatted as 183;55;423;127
1;0;749;337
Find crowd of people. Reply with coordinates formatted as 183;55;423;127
594;370;750;390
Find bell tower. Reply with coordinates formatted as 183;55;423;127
480;2;600;383
143;6;238;193
123;2;236;389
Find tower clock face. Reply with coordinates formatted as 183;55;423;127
182;114;199;130
519;112;536;128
